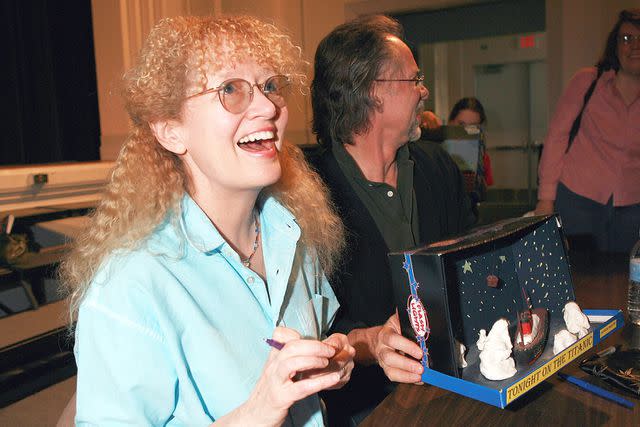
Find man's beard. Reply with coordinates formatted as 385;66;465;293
408;102;425;142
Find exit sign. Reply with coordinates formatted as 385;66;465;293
519;35;536;49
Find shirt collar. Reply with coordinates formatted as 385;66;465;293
178;193;300;254
331;139;411;184
179;195;225;253
602;68;616;85
260;195;301;242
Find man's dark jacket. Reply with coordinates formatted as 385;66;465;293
305;140;476;425
306;140;476;334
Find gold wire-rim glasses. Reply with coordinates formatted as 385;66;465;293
186;75;291;114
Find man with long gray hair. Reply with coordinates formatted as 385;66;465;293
308;14;476;426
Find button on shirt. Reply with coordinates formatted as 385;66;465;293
74;195;339;426
332;140;420;252
538;68;640;206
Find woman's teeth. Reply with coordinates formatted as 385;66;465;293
238;130;274;144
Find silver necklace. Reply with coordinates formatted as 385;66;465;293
241;214;260;267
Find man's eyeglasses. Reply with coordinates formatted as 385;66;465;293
375;71;425;86
186;75;291;114
619;34;640;45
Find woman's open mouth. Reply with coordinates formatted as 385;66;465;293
237;130;278;155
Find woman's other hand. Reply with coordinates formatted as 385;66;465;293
534;200;555;215
239;327;343;426
313;333;355;390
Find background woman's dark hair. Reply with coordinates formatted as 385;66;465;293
448;97;487;124
311;15;403;147
596;8;640;72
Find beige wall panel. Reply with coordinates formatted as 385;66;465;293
92;0;216;160
345;0;478;19
302;0;345;65
91;0;129;160
301;0;346;143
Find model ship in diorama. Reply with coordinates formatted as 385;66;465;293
512;286;549;366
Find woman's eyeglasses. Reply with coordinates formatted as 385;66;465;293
187;75;291;114
619;34;640;45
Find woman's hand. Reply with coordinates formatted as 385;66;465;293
322;333;355;389
238;327;345;426
375;311;424;384
534;200;555;215
298;333;355;390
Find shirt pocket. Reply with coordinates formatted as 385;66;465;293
287;294;331;339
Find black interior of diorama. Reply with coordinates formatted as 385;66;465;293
447;235;527;346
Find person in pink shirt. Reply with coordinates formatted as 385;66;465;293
535;9;640;252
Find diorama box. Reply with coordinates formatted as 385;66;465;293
390;215;623;408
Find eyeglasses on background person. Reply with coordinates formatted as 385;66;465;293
619;34;640;45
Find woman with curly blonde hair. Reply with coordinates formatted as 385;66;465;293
60;15;353;426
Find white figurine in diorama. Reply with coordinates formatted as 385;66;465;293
563;301;591;339
455;340;468;369
477;318;517;380
553;329;578;355
552;301;591;355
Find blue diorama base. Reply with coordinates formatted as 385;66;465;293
421;309;624;408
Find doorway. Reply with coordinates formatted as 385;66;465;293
475;60;547;200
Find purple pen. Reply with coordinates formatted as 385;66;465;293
265;338;285;350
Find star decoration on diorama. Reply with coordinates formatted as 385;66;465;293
462;260;473;274
499;255;506;263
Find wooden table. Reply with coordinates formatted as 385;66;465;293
362;251;639;426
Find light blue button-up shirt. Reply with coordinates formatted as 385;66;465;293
75;195;339;426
